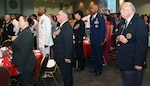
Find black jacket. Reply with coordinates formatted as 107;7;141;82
12;27;36;72
116;14;148;71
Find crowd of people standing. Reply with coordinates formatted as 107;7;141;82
0;1;149;86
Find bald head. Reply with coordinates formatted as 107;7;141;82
38;6;46;16
90;5;99;15
122;2;136;12
120;2;136;19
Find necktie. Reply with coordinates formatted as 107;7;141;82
91;16;94;21
56;26;61;30
121;20;127;34
125;20;128;28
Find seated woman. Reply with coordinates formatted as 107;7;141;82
11;15;36;86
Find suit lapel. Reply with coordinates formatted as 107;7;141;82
124;14;136;33
60;21;66;31
91;14;98;22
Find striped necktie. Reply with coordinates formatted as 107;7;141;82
125;20;128;28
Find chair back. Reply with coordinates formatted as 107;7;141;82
34;54;49;84
2;39;12;47
0;66;10;86
0;35;2;44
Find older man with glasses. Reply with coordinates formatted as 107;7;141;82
116;2;148;86
53;10;74;86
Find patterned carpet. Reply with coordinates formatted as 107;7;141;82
11;48;150;86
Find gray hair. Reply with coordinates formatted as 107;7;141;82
60;10;68;18
130;2;136;12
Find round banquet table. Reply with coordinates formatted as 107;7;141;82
0;50;42;76
83;37;91;58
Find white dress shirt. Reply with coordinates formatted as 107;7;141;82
82;15;91;28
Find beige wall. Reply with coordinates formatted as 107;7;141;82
33;1;75;15
130;0;150;15
76;0;98;13
33;1;60;15
0;0;150;17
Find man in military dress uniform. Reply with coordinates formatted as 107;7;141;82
90;5;106;76
2;14;15;42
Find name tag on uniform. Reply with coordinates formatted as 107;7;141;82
94;18;99;28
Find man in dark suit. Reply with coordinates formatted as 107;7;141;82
116;2;148;86
90;5;106;76
11;15;36;86
53;10;73;86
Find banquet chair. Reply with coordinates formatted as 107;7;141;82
2;39;12;47
0;34;2;44
0;66;11;86
34;54;49;86
45;59;63;86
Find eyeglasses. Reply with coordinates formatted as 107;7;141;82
57;13;67;17
57;13;63;16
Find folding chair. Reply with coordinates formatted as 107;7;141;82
45;59;63;86
0;66;11;86
34;54;49;86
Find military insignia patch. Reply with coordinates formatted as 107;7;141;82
126;33;132;39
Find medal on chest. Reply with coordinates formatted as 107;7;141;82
126;33;132;39
94;18;99;28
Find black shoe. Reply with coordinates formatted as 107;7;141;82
89;70;95;73
94;72;102;76
75;68;84;72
